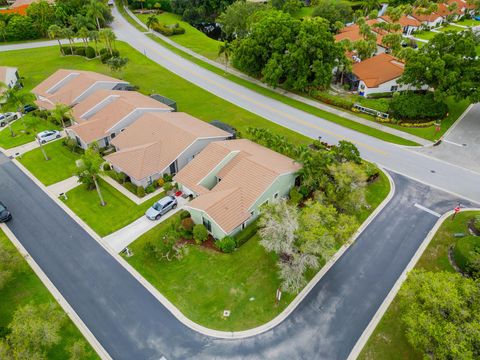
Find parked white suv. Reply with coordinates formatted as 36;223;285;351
37;130;61;144
0;112;19;127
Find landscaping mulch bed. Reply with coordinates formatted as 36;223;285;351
178;235;221;252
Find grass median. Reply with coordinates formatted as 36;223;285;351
18;139;80;186
359;211;480;359
0;229;99;360
62;179;166;237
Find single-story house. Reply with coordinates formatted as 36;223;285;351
436;0;468;20
411;11;444;28
175;139;302;239
32;69;129;110
105;112;231;188
378;15;422;36
335;19;388;55
350;53;407;97
0;66;20;92
66;90;173;149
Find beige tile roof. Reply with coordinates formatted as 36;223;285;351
105;112;230;180
175;139;302;234
68;90;172;144
32;69;126;108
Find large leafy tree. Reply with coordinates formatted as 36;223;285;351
26;0;56;37
311;0;353;29
262;16;345;91
399;270;480;359
399;31;480;102
217;0;262;39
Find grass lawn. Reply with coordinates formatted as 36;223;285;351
438;24;463;32
359;211;480;360
413;30;437;41
135;12;222;60
122;170;390;331
0;229;98;359
62;179;166;237
454;18;480;27
18;139;80;186
0;116;60;149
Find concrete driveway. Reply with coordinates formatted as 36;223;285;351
1;153;477;360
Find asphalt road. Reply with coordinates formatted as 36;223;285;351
110;6;480;204
1;154;475;360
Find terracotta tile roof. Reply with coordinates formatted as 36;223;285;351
0;4;28;14
352;53;405;88
335;20;385;47
175;139;302;234
32;69;126;108
105;112;230;181
68;90;172;144
412;10;443;22
380;15;421;28
436;2;464;17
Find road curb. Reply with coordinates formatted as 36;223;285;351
347;207;480;360
9;155;397;339
0;223;112;360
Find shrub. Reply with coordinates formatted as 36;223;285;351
103;163;111;171
163;181;173;192
74;47;86;56
63;137;78;152
85;46;96;59
124;182;136;194
181;217;194;232
193;224;208;244
62;46;73;55
389;92;448;123
145;184;155;194
289;187;303;204
474;215;480;233
179;210;191;220
100;49;120;63
234;221;258;247
367;92;394;99
163;173;173;182
136;186;146;197
157;178;165;187
454;236;480;279
313;91;354;110
216;236;236;253
117;172;127;184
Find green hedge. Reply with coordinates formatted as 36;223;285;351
313;91;354;110
234;221;258;247
151;22;186;36
454;235;480;278
389;92;448;123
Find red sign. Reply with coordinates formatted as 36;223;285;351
454;206;461;213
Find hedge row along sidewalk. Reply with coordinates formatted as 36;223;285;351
116;3;422;147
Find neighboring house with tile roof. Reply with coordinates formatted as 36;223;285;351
0;66;20;94
32;69;129;110
334;19;388;55
105;112;231;188
378;15;422;36
350;53;408;97
175;139;302;239
411;10;444;28
65;90;173;149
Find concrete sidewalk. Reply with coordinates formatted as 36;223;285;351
103;196;188;252
46;176;80;197
102;175;166;205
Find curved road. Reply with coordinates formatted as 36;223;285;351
0;154;476;359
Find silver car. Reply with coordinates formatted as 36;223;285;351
0;112;18;127
145;196;178;220
37;130;61;144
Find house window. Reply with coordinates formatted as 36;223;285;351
250;210;255;217
390;85;398;92
273;192;279;199
202;217;212;232
111;133;116;139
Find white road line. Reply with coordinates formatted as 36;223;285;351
414;203;441;217
442;139;466;147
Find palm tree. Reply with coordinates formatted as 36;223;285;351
75;146;106;206
61;27;75;54
362;0;380;16
137;0;146;10
0;85;35;130
0;20;7;43
50;103;72;129
100;28;116;55
146;15;159;30
25;116;49;161
218;41;234;73
86;0;107;31
48;25;64;55
89;30;100;56
77;27;90;49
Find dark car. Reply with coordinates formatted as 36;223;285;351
0;201;12;222
22;104;37;114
